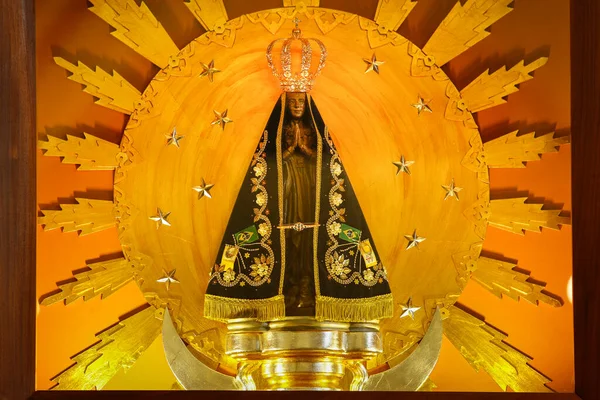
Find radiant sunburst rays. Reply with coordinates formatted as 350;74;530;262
38;0;571;392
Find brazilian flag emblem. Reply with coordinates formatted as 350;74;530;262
235;225;259;245
339;224;361;243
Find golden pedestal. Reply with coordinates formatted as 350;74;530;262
226;318;381;391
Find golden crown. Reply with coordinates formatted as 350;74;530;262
266;18;327;92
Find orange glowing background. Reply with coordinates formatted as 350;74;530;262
36;0;573;391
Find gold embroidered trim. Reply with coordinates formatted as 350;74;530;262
307;94;324;297
315;293;394;322
204;294;285;322
276;93;287;295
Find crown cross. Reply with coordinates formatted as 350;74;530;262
266;19;327;93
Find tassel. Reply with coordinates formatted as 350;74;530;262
315;294;394;322
204;294;286;322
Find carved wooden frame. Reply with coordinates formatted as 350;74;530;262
0;0;597;398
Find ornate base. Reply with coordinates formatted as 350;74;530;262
226;317;381;391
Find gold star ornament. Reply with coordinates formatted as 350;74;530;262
442;178;463;201
149;208;171;229
404;229;426;250
211;109;233;130
165;127;184;148
363;53;384;74
412;96;433;116
192;179;214;199
156;269;179;291
199;60;220;83
393;155;415;176
400;297;421;320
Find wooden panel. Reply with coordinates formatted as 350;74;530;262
0;0;36;399
571;0;600;399
28;392;584;399
0;0;596;398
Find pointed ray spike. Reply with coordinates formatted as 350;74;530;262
50;306;162;390
88;0;179;68
184;0;228;31
472;256;562;307
283;0;320;6
423;0;513;66
39;198;117;236
444;305;552;392
40;258;137;306
54;57;141;114
489;197;570;235
461;57;548;113
484;131;570;168
374;0;418;31
38;133;122;171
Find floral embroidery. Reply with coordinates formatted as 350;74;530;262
258;223;269;236
330;252;351;279
332;192;343;206
332;162;342;176
256;192;267;206
329;222;342;236
250;254;269;281
253;163;266;178
223;269;236;282
363;268;375;282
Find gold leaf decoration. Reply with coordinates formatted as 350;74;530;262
359;17;408;48
483;131;570;168
51;306;162;390
423;0;513;67
38;133;122;171
184;0;228;31
196;16;245;48
472;257;562;306
39;198;117;236
452;243;483;289
311;9;356;35
40;258;137;306
460;57;548;113
88;0;179;68
463;190;491;240
489;198;570;235
374;0;418;31
444;305;552;392
54;57;141;114
283;0;320;6
247;9;294;35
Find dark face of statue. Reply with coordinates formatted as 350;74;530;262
286;92;306;119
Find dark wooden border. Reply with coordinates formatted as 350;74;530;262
0;0;598;399
0;0;36;399
26;393;582;399
571;0;600;398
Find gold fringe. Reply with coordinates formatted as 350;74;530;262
315;294;394;322
204;294;286;322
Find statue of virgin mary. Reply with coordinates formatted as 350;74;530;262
204;22;393;323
